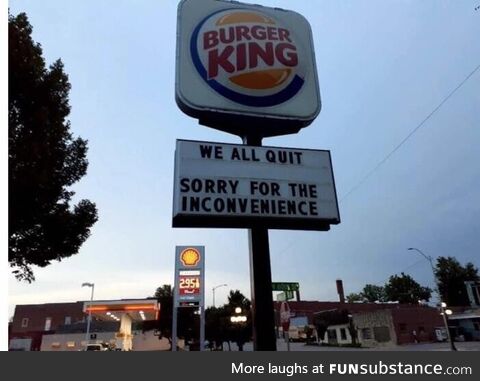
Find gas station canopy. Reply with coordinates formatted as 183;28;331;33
83;299;160;322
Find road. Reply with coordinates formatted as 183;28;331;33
227;340;480;351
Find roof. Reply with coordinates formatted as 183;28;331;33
448;313;480;320
273;301;434;324
84;299;160;322
274;301;406;314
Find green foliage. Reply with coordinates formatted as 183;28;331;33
227;289;251;311
148;288;254;351
384;273;431;304
225;290;252;351
152;285;174;342
154;284;173;299
9;12;97;282
346;285;386;303
435;257;479;306
346;292;364;303
205;306;229;350
349;274;431;305
145;285;199;348
361;284;387;302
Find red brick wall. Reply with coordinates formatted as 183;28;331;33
391;307;443;345
11;302;85;333
273;301;408;325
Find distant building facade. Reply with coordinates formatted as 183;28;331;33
9;299;162;351
274;300;445;347
9;302;85;351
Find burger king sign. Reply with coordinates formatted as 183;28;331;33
176;0;321;138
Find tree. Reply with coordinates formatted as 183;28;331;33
145;284;199;350
346;285;386;303
346;292;364;303
9;12;97;282
384;273;431;304
227;290;251;311
154;284;173;299
205;306;229;350
225;290;252;351
435;257;480;306
361;284;387;302
152;285;174;346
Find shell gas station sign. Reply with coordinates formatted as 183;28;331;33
176;0;321;137
172;246;205;351
174;246;205;306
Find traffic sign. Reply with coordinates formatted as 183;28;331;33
272;282;300;292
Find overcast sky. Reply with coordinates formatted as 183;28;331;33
7;0;480;318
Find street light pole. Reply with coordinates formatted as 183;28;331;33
82;282;95;346
440;303;457;351
407;248;457;351
212;284;227;308
230;307;247;351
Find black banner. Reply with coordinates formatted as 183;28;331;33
3;352;478;380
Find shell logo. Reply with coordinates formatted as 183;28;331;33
180;248;201;266
191;8;305;107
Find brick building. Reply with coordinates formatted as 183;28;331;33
9;299;160;351
274;300;444;347
353;306;443;347
9;302;86;351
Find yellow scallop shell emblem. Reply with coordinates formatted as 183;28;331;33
180;248;201;266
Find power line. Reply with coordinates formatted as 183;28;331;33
274;63;480;259
376;258;427;287
340;63;480;203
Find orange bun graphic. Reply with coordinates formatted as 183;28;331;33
192;8;305;107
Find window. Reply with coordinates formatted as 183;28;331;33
373;326;391;342
44;317;52;331
66;341;75;348
327;329;337;340
21;318;29;328
473;284;480;306
361;328;372;340
64;316;71;325
51;342;61;349
340;328;347;340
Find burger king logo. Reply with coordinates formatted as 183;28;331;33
180;248;201;266
191;8;305;107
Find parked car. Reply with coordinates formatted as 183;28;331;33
434;327;448;342
84;343;110;351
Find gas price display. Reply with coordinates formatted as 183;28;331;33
179;276;200;296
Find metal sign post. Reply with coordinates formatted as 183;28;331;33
174;0;335;352
280;301;291;351
244;135;276;351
